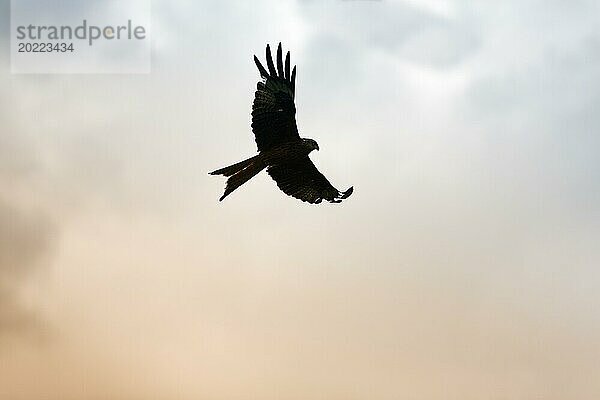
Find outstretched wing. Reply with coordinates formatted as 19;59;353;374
252;43;299;152
267;158;354;204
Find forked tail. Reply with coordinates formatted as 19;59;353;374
209;155;265;201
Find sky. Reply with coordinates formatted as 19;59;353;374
1;0;600;399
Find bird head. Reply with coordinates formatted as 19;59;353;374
302;138;319;152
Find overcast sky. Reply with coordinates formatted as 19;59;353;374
1;1;600;399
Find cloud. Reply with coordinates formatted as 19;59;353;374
298;0;480;69
463;4;600;218
0;156;55;340
0;80;56;339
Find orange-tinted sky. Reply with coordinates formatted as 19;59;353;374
1;1;600;399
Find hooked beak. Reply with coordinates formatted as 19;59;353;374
315;143;320;151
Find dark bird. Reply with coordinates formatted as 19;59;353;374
209;43;353;204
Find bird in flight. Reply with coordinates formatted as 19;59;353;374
209;43;353;204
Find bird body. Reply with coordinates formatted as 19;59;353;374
210;43;353;204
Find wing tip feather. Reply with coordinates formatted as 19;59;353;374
340;186;354;199
254;55;268;78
